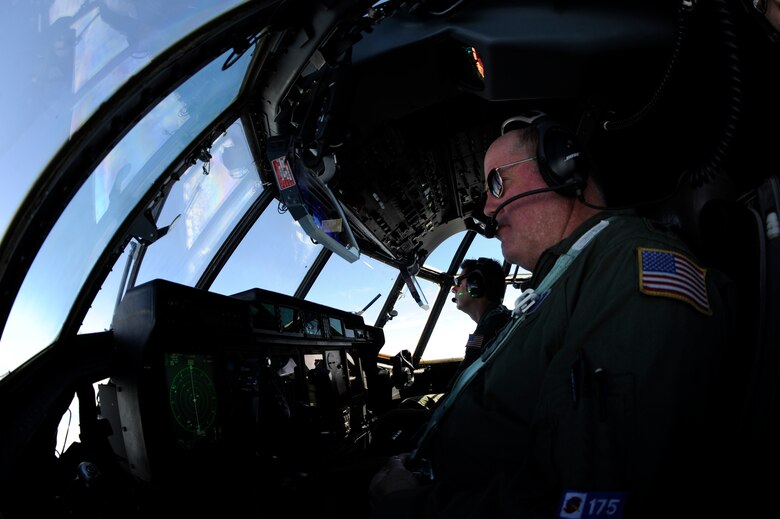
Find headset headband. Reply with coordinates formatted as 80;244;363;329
500;110;547;135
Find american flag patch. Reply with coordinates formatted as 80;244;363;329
465;334;484;350
638;248;711;315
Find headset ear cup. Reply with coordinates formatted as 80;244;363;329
536;117;588;197
466;271;484;298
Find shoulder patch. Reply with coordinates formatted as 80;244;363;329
637;247;711;315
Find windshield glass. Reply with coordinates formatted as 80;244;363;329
0;45;253;375
0;0;248;245
135;120;263;288
210;207;328;297
306;255;399;325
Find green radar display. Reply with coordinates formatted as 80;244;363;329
165;353;218;445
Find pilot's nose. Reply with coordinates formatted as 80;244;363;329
482;189;497;217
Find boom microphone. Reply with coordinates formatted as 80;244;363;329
482;185;570;238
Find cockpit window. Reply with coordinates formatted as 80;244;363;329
0;44;253;375
0;0;248;246
135;120;263;288
381;275;441;359
210;208;326;297
306;254;399;325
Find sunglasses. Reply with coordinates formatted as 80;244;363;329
453;274;467;287
486;156;537;198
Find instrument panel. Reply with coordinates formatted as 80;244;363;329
106;279;384;488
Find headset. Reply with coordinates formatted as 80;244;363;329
458;257;507;300
500;110;588;197
466;270;485;298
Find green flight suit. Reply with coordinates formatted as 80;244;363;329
376;211;736;518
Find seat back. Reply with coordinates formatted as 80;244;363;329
697;176;780;512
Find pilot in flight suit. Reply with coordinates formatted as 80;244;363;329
372;212;736;519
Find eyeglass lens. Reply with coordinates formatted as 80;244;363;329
488;168;503;198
